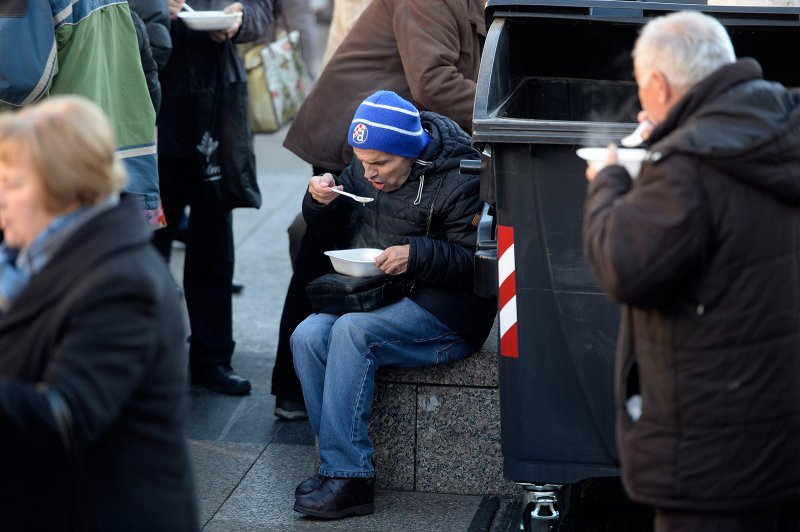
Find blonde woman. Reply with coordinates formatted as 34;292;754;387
0;96;198;530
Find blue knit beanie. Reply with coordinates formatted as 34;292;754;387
348;90;430;158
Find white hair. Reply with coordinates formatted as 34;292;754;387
633;11;736;93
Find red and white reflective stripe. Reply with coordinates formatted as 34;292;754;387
498;224;518;358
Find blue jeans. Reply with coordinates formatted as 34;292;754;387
290;297;473;478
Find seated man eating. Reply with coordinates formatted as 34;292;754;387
290;90;496;519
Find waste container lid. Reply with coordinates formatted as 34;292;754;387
474;0;800;144
486;0;800;20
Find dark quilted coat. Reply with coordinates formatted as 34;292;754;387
303;112;496;348
583;59;800;511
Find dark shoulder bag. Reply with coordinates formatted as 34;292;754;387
306;174;443;315
189;36;261;211
305;273;409;315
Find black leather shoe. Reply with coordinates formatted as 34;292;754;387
275;397;308;421
191;365;251;395
294;474;322;497
231;279;244;295
294;476;375;519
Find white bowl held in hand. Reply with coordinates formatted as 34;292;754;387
577;147;648;178
177;11;242;31
325;248;384;277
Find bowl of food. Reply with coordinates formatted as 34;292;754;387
177;10;242;31
324;248;384;277
576;147;649;178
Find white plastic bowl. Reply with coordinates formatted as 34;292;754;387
177;11;242;31
577;147;648;178
324;248;384;277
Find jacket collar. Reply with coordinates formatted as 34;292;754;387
650;58;763;145
647;59;800;202
0;195;150;333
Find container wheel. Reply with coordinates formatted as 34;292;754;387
520;483;578;532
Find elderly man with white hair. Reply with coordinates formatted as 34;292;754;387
582;11;800;532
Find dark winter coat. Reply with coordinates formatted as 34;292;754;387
303;112;496;349
583;59;800;512
0;196;198;530
130;9;161;113
284;0;486;172
128;0;173;69
158;0;273;158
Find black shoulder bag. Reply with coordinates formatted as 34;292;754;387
305;273;409;315
189;36;261;211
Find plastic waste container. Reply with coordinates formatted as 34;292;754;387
472;0;800;526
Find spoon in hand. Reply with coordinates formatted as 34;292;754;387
331;188;374;203
181;2;196;12
621;121;651;148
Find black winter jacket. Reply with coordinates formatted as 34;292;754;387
130;9;161;114
303;112;496;349
583;59;800;511
128;0;172;69
158;0;273;158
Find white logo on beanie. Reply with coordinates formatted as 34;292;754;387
352;123;369;144
348;90;431;158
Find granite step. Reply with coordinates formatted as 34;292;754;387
370;322;518;496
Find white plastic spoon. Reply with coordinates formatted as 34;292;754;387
621;121;651;148
331;188;374;203
181;2;196;12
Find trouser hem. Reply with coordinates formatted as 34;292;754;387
318;469;375;479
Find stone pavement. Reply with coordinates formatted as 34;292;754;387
169;129;494;531
168;127;656;532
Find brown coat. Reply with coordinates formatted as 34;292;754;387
584;60;800;511
283;0;486;172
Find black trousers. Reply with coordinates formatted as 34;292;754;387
270;166;339;402
153;157;236;371
270;227;335;402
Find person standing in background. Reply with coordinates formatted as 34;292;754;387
0;0;167;228
269;0;322;79
284;0;485;172
321;0;372;66
155;0;273;395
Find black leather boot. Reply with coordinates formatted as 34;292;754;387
293;476;375;519
190;365;251;395
294;474;322;497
